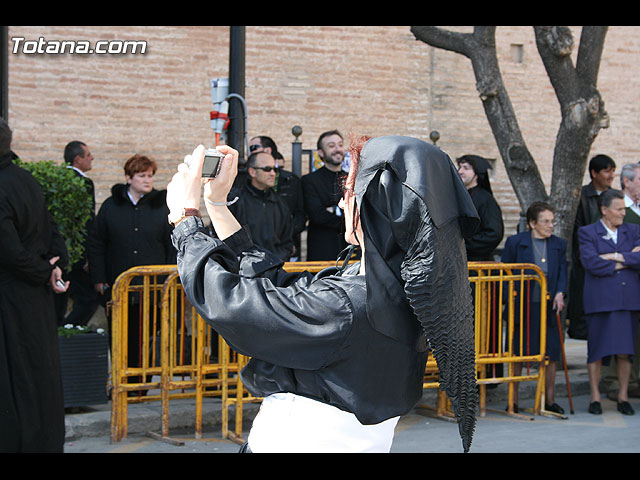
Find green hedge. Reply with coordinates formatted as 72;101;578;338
14;158;93;268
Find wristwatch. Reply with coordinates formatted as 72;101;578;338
168;207;201;226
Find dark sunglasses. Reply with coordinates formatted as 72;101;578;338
249;144;262;152
252;166;279;172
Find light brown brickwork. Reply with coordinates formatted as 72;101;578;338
6;26;640;245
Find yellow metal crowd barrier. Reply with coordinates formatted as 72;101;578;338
414;262;550;421
110;265;167;442
109;261;342;443
469;261;549;417
108;259;551;443
109;265;244;443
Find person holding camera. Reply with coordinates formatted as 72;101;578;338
166;136;479;453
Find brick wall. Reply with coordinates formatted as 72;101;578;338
6;26;640;247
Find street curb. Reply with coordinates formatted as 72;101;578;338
64;399;261;440
65;376;589;441
65;339;591;440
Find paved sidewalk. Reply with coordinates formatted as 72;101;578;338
63;338;639;453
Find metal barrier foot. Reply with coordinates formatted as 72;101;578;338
146;431;185;446
484;406;536;421
225;431;246;445
539;408;568;420
414;403;457;423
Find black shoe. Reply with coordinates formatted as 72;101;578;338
545;403;565;415
588;401;602;414
617;401;635;415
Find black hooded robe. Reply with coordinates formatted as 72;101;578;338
0;153;68;452
173;136;480;452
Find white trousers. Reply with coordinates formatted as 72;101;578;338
247;392;398;453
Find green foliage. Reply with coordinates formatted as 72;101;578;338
13;158;92;268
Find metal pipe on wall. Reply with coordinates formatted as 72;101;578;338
228;26;245;161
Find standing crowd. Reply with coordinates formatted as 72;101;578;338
1;114;639;452
457;151;640;417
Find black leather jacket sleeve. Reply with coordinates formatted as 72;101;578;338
171;216;353;370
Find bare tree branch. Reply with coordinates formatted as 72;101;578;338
576;26;608;85
534;26;609;241
472;26;496;47
410;26;472;57
534;26;581;108
411;26;609;243
411;26;548;210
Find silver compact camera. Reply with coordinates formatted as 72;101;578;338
202;148;224;178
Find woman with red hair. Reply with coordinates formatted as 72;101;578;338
89;154;176;394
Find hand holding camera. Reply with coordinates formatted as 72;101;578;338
184;148;225;178
167;145;239;226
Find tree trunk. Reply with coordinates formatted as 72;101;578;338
534;26;609;242
410;26;609;243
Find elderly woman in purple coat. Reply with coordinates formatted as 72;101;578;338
502;201;567;414
578;188;640;416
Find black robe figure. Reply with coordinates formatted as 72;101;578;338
0;150;69;452
171;136;479;452
456;154;503;261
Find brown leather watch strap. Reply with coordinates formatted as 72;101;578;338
168;208;201;226
182;208;201;218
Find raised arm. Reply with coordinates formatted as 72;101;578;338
167;146;352;369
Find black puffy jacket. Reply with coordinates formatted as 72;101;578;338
88;184;176;288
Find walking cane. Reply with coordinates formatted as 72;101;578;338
556;311;574;414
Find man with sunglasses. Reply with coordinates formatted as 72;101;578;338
249;136;306;261
222;151;294;261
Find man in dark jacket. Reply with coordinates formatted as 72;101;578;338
249;135;306;260
456;154;504;261
0;119;69;452
56;140;100;326
302;130;348;261
226;151;294;262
